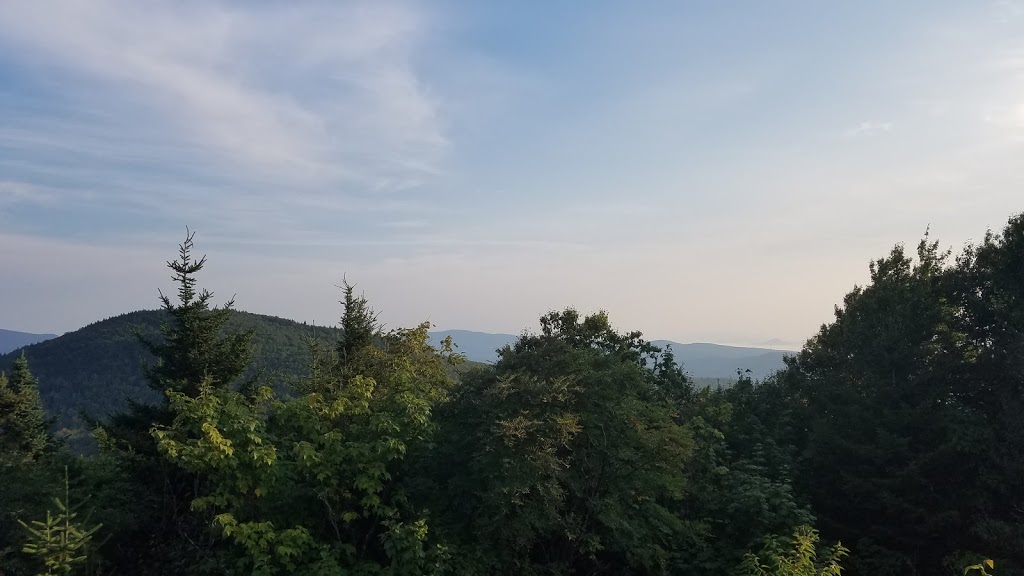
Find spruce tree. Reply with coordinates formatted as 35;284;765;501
95;229;255;575
153;289;458;575
0;352;50;463
1;353;57;574
138;228;255;400
337;278;379;372
18;466;103;576
105;229;255;446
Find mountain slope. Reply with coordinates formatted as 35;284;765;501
429;329;522;365
0;310;342;431
0;328;58;355
3;315;790;438
651;340;792;380
430;330;793;379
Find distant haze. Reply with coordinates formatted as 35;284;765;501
0;323;790;380
0;329;58;355
430;330;791;380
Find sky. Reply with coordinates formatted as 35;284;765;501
1;1;1022;347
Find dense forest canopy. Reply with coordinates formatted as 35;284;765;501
1;214;1023;575
0;312;744;447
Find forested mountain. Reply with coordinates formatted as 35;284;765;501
3;215;1024;576
0;310;343;433
0;329;57;355
431;329;791;379
2;317;767;435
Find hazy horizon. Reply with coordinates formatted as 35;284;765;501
0;316;802;353
2;1;1022;346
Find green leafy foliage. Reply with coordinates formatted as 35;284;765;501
18;467;102;576
964;559;996;575
4;214;1024;575
740;525;847;576
426;309;696;574
152;285;461;574
671;374;815;574
79;231;260;575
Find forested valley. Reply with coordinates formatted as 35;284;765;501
2;213;1023;576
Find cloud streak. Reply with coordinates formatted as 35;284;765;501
0;0;446;236
843;121;893;139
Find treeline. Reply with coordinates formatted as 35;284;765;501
1;215;1023;575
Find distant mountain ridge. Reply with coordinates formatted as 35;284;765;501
1;315;792;438
0;328;58;355
430;330;793;380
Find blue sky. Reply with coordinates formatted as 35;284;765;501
1;1;1022;347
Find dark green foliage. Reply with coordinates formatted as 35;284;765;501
101;230;255;455
779;240;980;573
137;229;255;400
950;216;1024;571
85;231;259;575
0;463;59;575
9;213;1024;576
671;374;814;574
152;287;461;574
771;215;1024;574
1;311;172;434
427;309;696;575
0;354;60;575
0;353;50;462
337;279;379;371
0;310;343;443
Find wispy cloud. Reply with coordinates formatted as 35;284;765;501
0;0;446;236
0;180;50;206
843;121;893;139
982;105;1024;132
993;0;1024;22
380;219;431;230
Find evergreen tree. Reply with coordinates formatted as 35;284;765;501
772;220;1024;574
139;228;255;400
18;467;103;576
948;213;1024;573
92;229;256;575
336;278;379;374
154;289;460;574
778;238;978;574
103;229;255;448
1;354;59;575
0;353;50;463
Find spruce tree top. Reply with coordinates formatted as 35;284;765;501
136;229;255;398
